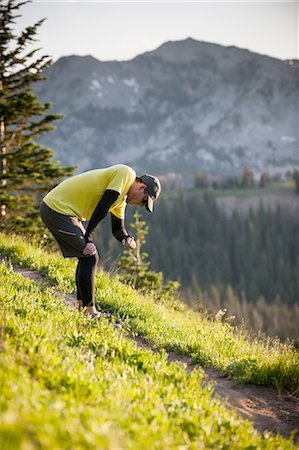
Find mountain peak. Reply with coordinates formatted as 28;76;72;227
37;40;298;180
141;37;284;65
140;37;249;64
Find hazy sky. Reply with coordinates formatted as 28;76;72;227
13;1;298;62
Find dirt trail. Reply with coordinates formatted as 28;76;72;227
3;261;299;443
132;335;299;442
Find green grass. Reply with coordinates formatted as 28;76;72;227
0;232;298;400
0;261;296;449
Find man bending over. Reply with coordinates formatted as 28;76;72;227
40;164;161;318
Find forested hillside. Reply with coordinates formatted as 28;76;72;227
95;192;299;341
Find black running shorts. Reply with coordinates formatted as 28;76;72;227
40;201;88;258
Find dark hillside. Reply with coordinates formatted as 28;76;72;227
95;191;299;340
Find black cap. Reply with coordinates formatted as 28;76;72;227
140;174;161;212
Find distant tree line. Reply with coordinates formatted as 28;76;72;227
194;166;299;191
144;194;299;305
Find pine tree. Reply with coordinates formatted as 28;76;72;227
117;211;179;299
259;171;269;188
194;170;208;189
0;0;74;232
242;166;255;188
118;211;151;289
293;169;299;194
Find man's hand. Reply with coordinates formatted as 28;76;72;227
83;242;97;256
122;236;136;250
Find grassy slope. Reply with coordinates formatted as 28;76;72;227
0;262;296;449
0;232;298;399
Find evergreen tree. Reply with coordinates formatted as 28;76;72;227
118;211;151;290
117;211;179;299
242;166;255;188
194;170;208;189
0;0;74;232
293;169;299;194
259;171;269;188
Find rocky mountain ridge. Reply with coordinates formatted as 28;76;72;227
35;38;299;185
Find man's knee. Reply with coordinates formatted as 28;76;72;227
86;251;99;266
